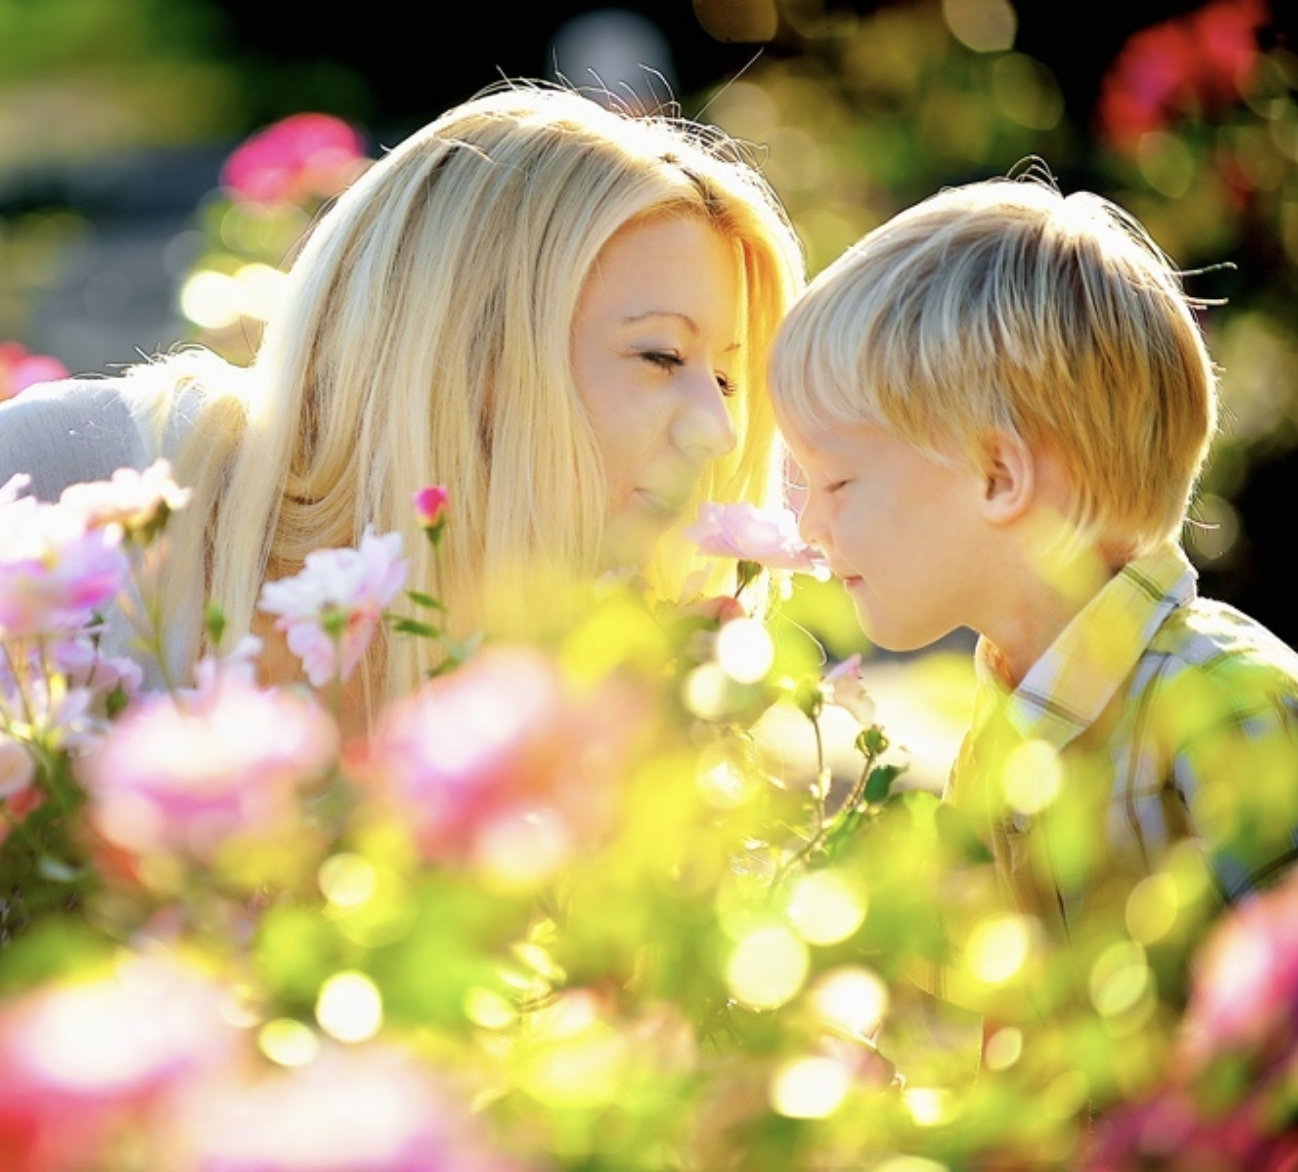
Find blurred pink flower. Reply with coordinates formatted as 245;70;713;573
257;526;408;688
0;956;240;1172
0;628;137;743
413;485;449;529
360;646;635;879
221;112;369;205
685;502;828;577
1085;872;1298;1171
0;475;128;638
76;676;338;864
0;342;68;403
0;738;41;848
824;653;877;728
1096;0;1266;150
165;1041;537;1171
1177;869;1298;1073
59;458;191;541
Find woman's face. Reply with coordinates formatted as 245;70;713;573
571;214;742;570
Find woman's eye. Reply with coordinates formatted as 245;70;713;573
641;350;683;372
715;372;738;398
824;479;850;494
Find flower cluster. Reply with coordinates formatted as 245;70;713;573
0;470;1290;1171
220;112;369;206
1095;0;1268;150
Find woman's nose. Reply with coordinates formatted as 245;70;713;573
671;377;738;462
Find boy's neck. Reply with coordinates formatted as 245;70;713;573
978;539;1121;688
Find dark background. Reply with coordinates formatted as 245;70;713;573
4;0;1297;647
210;0;1296;131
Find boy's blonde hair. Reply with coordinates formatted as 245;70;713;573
770;170;1218;561
129;80;805;714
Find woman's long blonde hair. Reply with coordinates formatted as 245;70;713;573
132;80;805;715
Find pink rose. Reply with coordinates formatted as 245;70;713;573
257;526;408;688
163;1041;539;1172
0;477;127;638
0;342;68;402
1177;869;1298;1072
58;459;191;542
0;957;239;1171
221;112;368;205
413;485;449;529
685;502;828;577
360;646;635;881
76;676;338;864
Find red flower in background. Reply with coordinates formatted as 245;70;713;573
1096;0;1268;149
221;112;369;205
0;343;68;403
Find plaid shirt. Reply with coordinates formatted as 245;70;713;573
946;542;1298;940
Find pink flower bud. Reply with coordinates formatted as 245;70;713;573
412;485;449;529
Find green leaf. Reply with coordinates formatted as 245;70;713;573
864;763;906;805
405;591;445;611
390;618;439;638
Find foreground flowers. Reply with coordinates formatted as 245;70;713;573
0;469;1290;1171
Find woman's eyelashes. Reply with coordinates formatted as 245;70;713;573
640;349;683;374
636;350;738;397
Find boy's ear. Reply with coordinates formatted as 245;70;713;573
978;429;1034;524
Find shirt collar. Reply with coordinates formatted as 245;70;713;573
971;543;1198;750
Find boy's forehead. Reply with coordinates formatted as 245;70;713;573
781;418;867;461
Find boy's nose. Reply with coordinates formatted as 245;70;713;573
796;491;828;550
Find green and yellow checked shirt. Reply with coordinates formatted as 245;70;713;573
946;542;1298;941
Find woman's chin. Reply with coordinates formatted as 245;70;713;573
598;510;671;575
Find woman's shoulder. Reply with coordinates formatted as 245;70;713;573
0;375;149;499
0;351;246;501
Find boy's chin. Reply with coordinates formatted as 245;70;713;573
848;596;950;656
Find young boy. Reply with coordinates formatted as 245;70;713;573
769;171;1298;951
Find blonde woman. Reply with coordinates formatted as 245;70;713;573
0;80;805;737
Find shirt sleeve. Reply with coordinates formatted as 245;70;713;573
1167;655;1298;903
0;378;149;501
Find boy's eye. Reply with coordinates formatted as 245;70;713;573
824;479;851;494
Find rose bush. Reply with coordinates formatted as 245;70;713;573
2;456;1288;1170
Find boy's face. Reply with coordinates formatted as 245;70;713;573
779;415;992;653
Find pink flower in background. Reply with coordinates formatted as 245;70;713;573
59;459;191;541
413;485;449;529
686;502;829;577
258;526;408;688
1096;0;1266;150
77;676;338;864
165;1041;539;1172
0;342;68;403
0;956;240;1172
221;112;369;205
361;645;635;881
0;475;128;638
